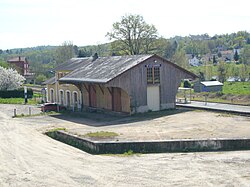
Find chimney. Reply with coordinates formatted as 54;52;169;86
92;53;98;62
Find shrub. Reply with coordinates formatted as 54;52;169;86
0;88;33;98
183;79;191;88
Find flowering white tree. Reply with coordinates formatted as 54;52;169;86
0;67;25;90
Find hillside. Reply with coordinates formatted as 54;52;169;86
0;31;249;83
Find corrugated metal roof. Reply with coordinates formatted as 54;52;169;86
201;81;223;86
7;56;27;62
59;55;153;83
55;57;89;71
42;76;56;85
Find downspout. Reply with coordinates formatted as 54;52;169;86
80;83;84;112
55;72;59;112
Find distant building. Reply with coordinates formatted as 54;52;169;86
220;50;233;62
7;56;29;76
194;81;223;92
233;48;240;55
7;56;34;83
188;55;201;66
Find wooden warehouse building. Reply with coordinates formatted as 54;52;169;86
45;54;197;114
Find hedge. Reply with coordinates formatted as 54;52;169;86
0;88;33;98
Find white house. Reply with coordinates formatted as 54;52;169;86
188;56;201;66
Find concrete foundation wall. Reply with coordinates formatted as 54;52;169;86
46;131;250;154
161;103;175;110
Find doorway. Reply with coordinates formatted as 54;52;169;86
112;87;122;112
147;86;160;111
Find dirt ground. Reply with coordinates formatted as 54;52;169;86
66;110;250;141
1;104;250;186
20;107;250;142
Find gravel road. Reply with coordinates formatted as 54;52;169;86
0;104;250;186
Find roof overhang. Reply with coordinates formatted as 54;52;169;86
59;77;109;84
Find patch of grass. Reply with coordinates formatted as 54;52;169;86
47;127;67;133
193;110;205;112
0;98;38;105
123;150;134;155
223;82;250;95
102;150;140;157
85;131;119;138
216;113;233;117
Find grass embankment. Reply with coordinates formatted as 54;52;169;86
223;82;250;95
191;82;250;105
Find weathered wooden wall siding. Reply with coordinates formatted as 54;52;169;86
104;87;112;110
106;56;163;108
81;83;113;111
107;56;196;110
96;85;112;110
82;84;89;107
121;88;130;113
96;85;103;109
160;62;197;104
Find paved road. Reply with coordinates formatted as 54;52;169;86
177;101;250;114
1;104;250;186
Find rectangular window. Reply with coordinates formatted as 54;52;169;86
147;66;160;84
154;67;160;83
147;67;153;83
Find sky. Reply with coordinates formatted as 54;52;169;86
0;0;249;50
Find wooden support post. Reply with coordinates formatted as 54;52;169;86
91;84;96;93
98;84;104;95
107;87;112;95
83;83;89;93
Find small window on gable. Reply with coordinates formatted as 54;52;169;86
147;65;160;84
154;67;160;83
147;67;153;84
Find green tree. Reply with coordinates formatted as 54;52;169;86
0;60;9;68
213;55;217;65
106;14;158;55
234;50;240;62
241;45;250;65
164;40;178;60
55;41;76;64
35;74;47;85
217;61;227;83
239;64;249;82
172;48;188;68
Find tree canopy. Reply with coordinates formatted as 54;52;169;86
106;14;158;55
54;41;77;64
0;67;25;90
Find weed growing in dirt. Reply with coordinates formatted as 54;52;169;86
102;150;141;157
47;127;67;133
85;131;119;138
14;111;58;118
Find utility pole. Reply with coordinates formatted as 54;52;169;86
24;86;28;104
